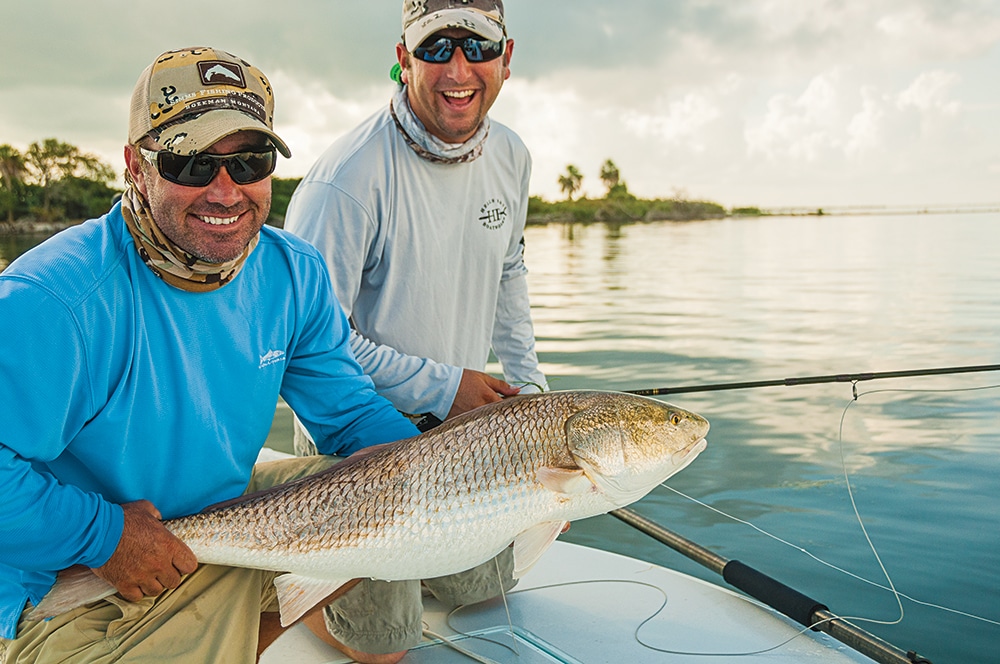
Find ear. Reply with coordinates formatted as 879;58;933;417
123;144;149;197
502;38;514;81
395;43;410;85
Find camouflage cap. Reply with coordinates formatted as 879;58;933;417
128;47;291;158
402;0;505;51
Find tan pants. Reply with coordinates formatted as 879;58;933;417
1;456;338;664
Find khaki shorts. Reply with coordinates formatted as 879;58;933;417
320;547;517;654
0;456;337;664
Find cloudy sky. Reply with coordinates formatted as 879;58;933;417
3;0;1000;209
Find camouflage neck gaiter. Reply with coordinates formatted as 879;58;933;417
120;172;257;292
390;85;489;165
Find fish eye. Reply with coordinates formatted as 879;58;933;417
670;413;682;426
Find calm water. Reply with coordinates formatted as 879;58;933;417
517;213;1000;664
4;213;998;663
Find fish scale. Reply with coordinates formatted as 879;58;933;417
29;390;708;626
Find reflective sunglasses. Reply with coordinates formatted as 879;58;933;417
412;35;506;64
138;146;277;187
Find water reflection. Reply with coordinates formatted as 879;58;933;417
0;239;11;272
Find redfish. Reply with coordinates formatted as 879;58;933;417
30;391;708;626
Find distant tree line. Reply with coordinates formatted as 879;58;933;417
0;139;120;224
536;158;727;223
1;140;742;231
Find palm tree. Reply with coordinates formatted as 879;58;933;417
558;164;583;201
0;144;27;223
599;159;620;194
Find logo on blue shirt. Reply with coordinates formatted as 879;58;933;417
259;349;286;368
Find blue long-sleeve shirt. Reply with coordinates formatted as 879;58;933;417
0;204;419;638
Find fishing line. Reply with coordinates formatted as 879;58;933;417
494;555;520;657
837;383;905;628
443;579;670;657
445;576;844;658
660;380;1000;631
836;382;1000;628
420;627;503;664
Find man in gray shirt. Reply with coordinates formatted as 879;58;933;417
284;1;547;661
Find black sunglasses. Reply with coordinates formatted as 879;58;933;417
412;35;506;64
139;146;277;187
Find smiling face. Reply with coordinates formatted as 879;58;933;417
124;131;272;263
397;30;513;144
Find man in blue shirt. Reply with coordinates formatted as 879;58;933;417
0;46;419;662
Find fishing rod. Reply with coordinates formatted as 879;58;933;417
610;507;931;664
626;363;1000;397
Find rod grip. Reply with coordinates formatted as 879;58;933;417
723;560;828;628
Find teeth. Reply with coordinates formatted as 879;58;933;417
198;215;240;226
443;90;474;99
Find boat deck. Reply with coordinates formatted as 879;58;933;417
261;540;874;663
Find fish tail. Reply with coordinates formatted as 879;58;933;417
25;566;117;622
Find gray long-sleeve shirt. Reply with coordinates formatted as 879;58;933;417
285;104;546;418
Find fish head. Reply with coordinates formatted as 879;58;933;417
564;393;709;506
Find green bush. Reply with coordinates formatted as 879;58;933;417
267;177;302;228
526;195;726;224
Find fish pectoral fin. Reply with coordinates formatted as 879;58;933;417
536;466;596;495
273;574;352;627
512;521;568;578
26;565;117;622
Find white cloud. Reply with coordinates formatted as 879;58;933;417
269;71;389;179
490;78;593;199
623;93;722;151
845;87;887;157
896;70;962;115
745;72;846;161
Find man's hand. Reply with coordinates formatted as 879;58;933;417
447;369;521;419
93;500;198;602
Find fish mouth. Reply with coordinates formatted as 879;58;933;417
671;437;707;472
578;435;708;506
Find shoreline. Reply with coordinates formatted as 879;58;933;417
3;202;998;237
0;220;82;237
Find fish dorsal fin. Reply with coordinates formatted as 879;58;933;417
536;466;596;495
273;574;352;627
512;521;567;578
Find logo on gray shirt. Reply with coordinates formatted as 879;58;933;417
479;199;508;230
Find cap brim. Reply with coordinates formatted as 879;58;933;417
404;10;504;50
155;109;292;158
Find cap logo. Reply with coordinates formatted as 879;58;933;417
198;61;246;88
160;85;180;106
186;91;269;124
